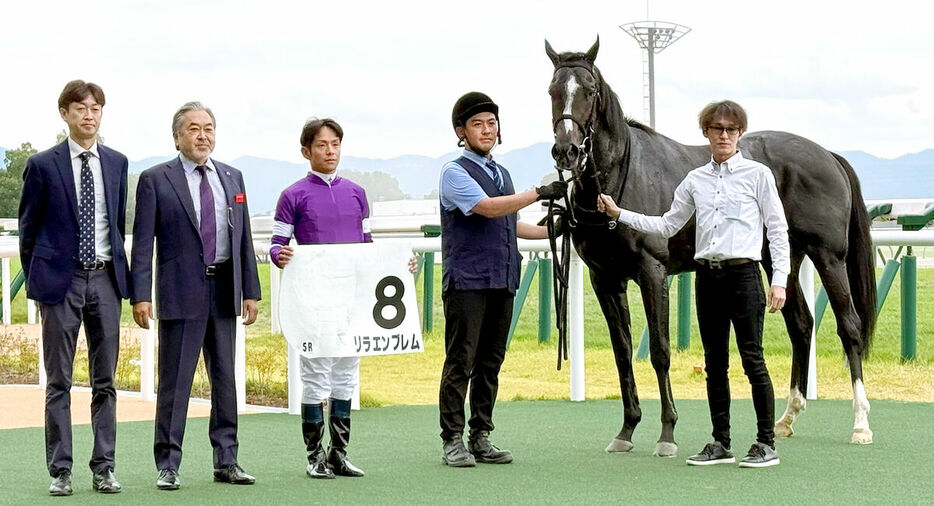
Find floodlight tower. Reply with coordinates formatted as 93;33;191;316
619;21;690;128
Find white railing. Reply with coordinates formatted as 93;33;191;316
0;237;248;412
3;229;933;410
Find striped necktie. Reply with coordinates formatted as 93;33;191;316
486;159;503;191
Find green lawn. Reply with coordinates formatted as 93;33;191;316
0;399;930;504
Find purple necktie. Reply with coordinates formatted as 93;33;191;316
196;165;216;265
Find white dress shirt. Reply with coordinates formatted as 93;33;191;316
179;153;231;263
617;151;791;288
68;137;112;261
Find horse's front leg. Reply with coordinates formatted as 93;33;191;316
591;271;641;453
637;260;678;457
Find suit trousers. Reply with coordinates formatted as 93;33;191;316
695;261;776;448
154;271;239;471
39;267;121;476
439;287;513;441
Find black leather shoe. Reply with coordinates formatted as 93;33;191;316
213;464;255;485
156;469;180;490
49;471;73;496
92;469;122;493
469;431;513;464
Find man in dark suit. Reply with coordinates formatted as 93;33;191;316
18;80;129;496
130;101;261;490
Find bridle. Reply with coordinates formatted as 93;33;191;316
544;60;617;369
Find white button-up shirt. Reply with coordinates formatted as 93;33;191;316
617;151;791;287
68;137;111;261
179;153;231;263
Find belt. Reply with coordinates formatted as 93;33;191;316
696;257;754;269
204;262;231;276
77;260;109;271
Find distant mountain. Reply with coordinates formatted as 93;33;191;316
120;144;933;215
128;155;173;173
838;149;934;200
0;147;6;162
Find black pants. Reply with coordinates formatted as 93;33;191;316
695;262;775;448
439;288;513;441
40;268;121;476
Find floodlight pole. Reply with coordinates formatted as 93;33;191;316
620;21;691;129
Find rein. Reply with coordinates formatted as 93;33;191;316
545;61;620;369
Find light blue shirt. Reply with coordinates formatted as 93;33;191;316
439;149;503;215
179;153;231;263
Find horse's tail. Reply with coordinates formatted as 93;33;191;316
834;152;877;356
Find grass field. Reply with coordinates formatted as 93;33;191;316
0;399;930;504
2;260;933;406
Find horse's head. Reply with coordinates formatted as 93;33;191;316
546;37;601;177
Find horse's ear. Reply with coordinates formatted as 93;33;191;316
545;39;560;67
585;36;600;64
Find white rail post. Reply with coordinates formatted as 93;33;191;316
287;345;301;415
2;258;10;325
27;299;36;324
140;322;156;402
140;248;157;402
38;328;47;388
569;248;586;401
270;264;281;334
800;257;818;399
236;318;247;411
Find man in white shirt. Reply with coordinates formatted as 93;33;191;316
597;100;789;468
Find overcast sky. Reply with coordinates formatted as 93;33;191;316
2;0;932;165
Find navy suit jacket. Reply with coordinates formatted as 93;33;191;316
18;140;130;305
130;156;261;320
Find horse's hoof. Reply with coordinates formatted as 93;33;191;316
605;438;634;453
774;420;794;438
851;428;873;445
653;442;677;457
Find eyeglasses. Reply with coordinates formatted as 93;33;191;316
705;126;741;136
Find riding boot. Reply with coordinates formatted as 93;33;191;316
326;398;365;477
301;403;334;479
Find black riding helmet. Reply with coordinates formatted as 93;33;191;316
451;91;502;146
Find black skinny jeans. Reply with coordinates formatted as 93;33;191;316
695;261;775;448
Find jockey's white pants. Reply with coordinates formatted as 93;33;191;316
301;355;360;404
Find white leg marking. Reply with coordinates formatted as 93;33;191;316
851;378;873;444
775;385;806;438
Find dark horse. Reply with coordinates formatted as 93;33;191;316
545;39;876;455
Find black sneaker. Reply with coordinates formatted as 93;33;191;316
468;431;513;464
738;442;780;468
442;438;476;467
686;442;735;466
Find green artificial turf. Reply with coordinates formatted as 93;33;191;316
0;398;929;504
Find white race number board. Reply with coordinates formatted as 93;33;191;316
278;242;423;358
